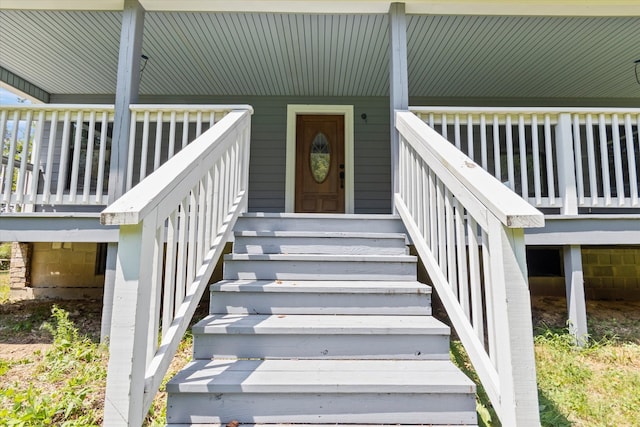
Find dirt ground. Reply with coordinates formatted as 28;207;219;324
1;296;639;362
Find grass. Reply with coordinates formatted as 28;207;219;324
0;302;639;425
451;323;640;427
0;272;9;304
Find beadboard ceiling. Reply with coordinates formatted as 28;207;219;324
0;10;638;100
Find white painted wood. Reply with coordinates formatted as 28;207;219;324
284;104;355;213
624;114;638;206
236;213;407;234
396;112;544;228
193;314;450;360
210;280;432;316
598;114;612;206
611;114;625;206
556;113;578;215
223;253;417;281
585;114;599;206
563;245;588;346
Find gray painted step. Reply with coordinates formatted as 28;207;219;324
234;231;408;255
209;280;432;315
166;359;477;425
223;254;417;281
236;213;407;234
192;314;450;360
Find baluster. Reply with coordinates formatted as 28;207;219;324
163;209;178;333
68;111;85;202
572;114;585;206
126;111;137;191
518;115;528;199
543;115;556;205
531;115;542;205
428;170;437;258
456;203;470;317
445;189;457;287
96;111;109;204
154;111;163;171
82;112;96;203
505;115;515;191
585;114;598;205
27;111;46;205
3;111;19;204
16;111;34;204
147;222;165;367
611;114;625;205
624;114;638;206
493;115;501;180
436;178;446;274
467;114;474;160
468;217;483;339
598;114;612;206
175;196;189;308
139;111;151;181
168;111;177;159
43;111;58;204
481;229;498;363
181;111;189;149
441;114;448;140
186;186;199;286
480;114;487;169
55;111;72;203
196;111;203;137
454;114;461;150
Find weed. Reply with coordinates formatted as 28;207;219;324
0;306;107;426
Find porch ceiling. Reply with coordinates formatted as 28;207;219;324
0;10;638;101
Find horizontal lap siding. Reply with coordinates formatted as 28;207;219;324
50;95;392;214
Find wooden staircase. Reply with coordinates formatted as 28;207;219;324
166;213;477;426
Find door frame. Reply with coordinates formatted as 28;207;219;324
285;104;354;213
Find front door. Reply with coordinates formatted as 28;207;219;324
295;114;345;213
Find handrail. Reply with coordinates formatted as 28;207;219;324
102;108;252;426
395;111;544;426
411;106;640;212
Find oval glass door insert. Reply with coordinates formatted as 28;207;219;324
310;132;330;183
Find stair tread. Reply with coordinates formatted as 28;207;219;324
211;280;431;294
225;254;416;262
235;231;406;239
240;213;401;220
193;314;449;335
167;359;475;393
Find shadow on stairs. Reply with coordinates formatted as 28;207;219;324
166;213;478;426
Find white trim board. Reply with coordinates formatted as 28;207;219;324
285;105;355;214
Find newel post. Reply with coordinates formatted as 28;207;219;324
103;219;156;426
556;113;588;345
487;216;541;426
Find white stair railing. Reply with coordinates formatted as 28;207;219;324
101;108;252;426
395;111;544;426
411;107;640;213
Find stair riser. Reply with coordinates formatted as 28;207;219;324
166;392;477;425
193;334;450;360
236;217;407;234
223;260;416;281
210;292;431;315
234;236;408;255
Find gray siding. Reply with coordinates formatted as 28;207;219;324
50;94;393;214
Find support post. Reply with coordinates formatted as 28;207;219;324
389;2;409;213
563;245;588;346
102;0;145;342
100;242;118;342
557;114;588;345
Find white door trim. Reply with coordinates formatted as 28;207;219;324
285;104;355;213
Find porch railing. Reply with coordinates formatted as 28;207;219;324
411;107;640;214
395;111;544;426
0;104;246;212
101;108;252;426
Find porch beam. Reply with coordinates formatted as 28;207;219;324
3;1;638;16
102;0;145;343
389;2;409;212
